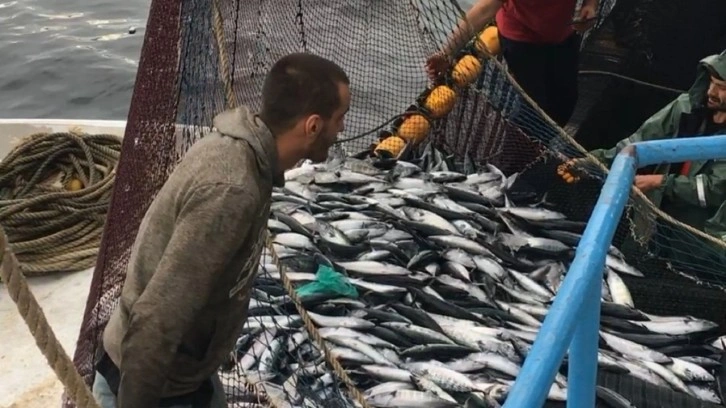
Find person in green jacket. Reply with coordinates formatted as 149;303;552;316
563;50;726;234
561;50;726;274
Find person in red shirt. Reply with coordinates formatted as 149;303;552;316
426;0;599;127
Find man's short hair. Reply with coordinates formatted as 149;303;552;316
260;53;349;135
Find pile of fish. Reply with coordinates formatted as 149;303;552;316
224;153;726;408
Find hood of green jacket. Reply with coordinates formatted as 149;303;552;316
688;50;726;109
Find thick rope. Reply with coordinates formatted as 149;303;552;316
0;228;101;408
212;0;236;111
0;131;122;277
264;234;374;408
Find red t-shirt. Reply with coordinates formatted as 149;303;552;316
495;0;578;44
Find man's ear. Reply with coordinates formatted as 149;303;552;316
304;115;323;139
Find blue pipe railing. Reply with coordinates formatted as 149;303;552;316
502;134;726;408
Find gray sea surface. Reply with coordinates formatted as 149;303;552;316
0;0;477;121
0;0;149;119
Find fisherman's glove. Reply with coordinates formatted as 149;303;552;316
557;158;595;184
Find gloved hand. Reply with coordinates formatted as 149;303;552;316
426;52;451;82
557;158;591;184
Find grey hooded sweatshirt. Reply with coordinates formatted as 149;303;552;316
102;106;283;407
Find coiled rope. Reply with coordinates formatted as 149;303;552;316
0;130;122;276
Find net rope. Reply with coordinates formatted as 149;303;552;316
60;0;726;407
263;233;374;408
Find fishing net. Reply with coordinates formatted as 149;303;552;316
63;0;726;407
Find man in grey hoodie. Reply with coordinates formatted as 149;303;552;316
92;52;351;408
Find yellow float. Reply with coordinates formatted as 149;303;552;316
452;54;482;88
397;114;431;144
474;25;501;56
66;178;83;191
423;85;456;119
372;26;503;157
374;135;406;158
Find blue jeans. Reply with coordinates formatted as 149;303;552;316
92;371;227;408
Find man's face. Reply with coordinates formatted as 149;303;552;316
707;76;726;111
306;82;351;162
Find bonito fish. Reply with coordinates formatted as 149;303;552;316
222;151;725;408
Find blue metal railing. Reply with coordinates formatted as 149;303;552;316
502;134;726;407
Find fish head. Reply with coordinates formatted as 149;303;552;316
401;206;422;220
489;385;509;401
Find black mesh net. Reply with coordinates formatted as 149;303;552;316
65;0;726;407
175;0;472;158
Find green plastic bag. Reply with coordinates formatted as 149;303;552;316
295;265;359;298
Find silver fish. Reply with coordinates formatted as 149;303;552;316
441;261;471;282
306;312;375;329
316;221;352;246
687;385;723;404
429;235;493;256
606;269;634;307
451;219;482;239
381;322;456;345
606;254;645;277
318;327;397;349
357;250;393;261
641;360;694;396
363;382;415;399
499;206;567;222
508;268;553;298
472;255;508;281
499;233;571;254
599;332;672;363
268;219;292;233
402;206;461;236
367;389;458;408
360;365;414;383
668;357;715;382
409;362;484;392
273;232;317;251
336;261;411;276
348;278;408;294
435;275;492;304
442;248;476;268
325;335;396;367
329;346;376;365
629;316;719;336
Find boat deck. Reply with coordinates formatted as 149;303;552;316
0;119;125;408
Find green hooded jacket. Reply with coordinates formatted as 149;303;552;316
589;51;726;239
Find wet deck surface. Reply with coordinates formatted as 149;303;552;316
0;267;94;408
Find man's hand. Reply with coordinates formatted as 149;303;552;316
634;175;664;192
573;3;598;33
426;52;451;82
